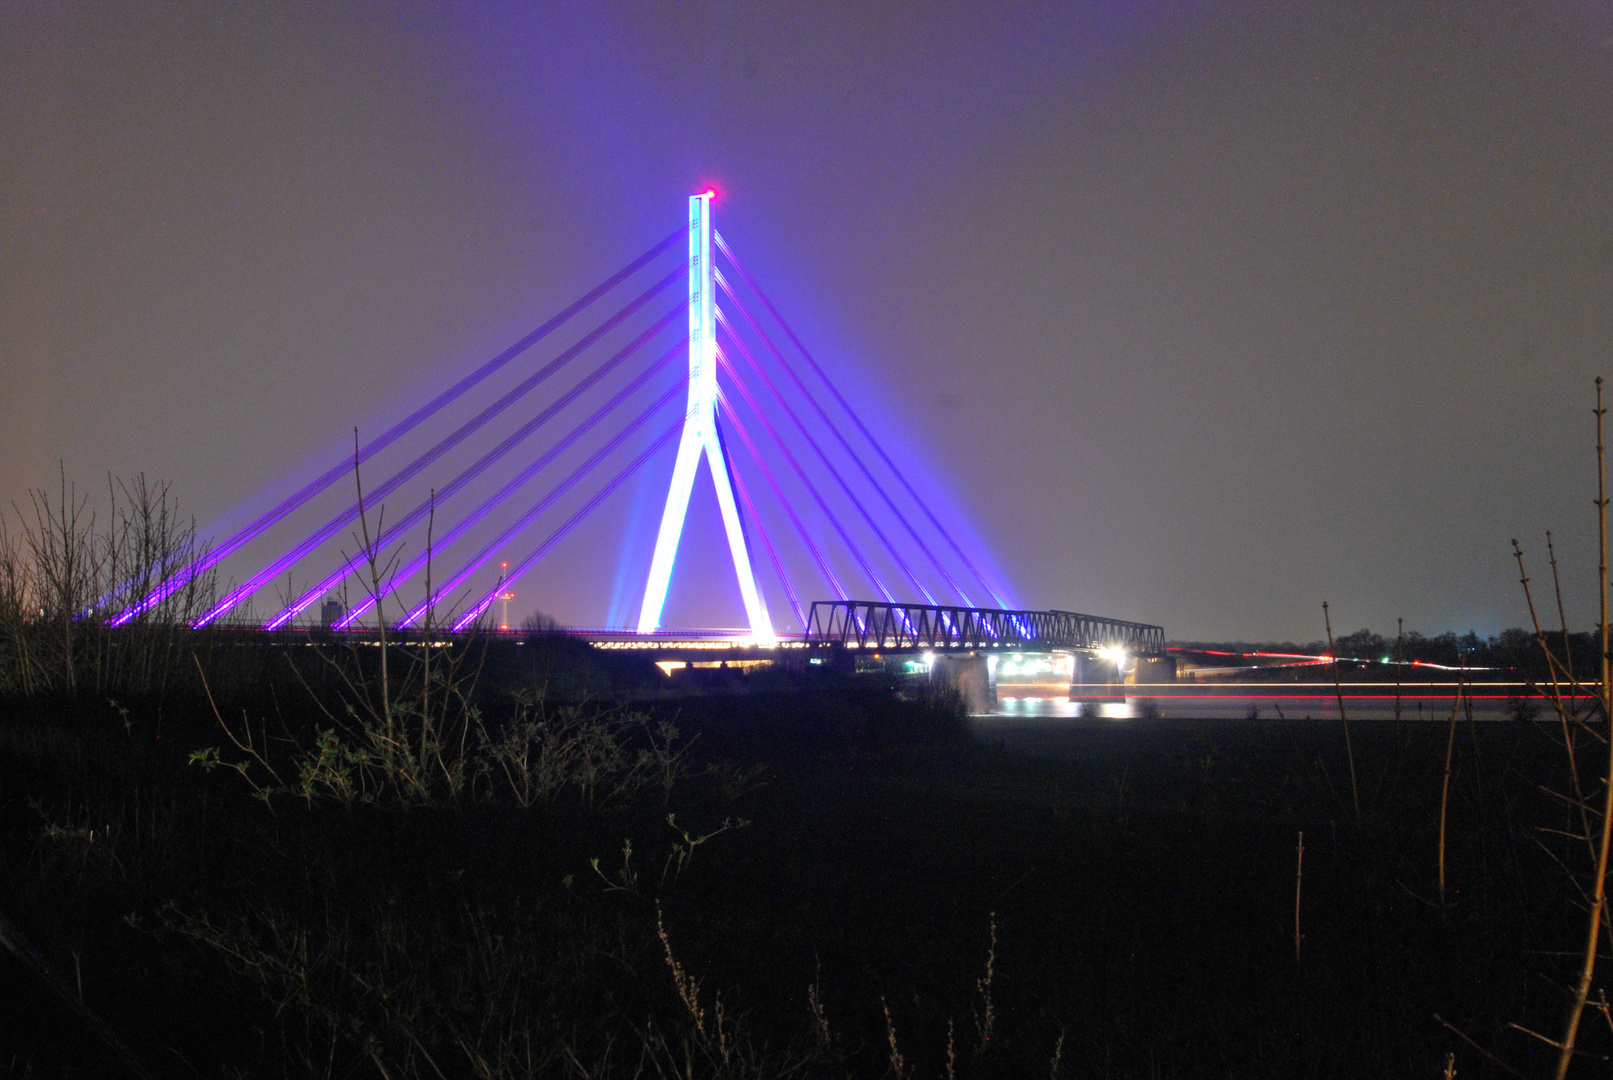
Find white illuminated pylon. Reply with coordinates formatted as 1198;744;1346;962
636;193;775;644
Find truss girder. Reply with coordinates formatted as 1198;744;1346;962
804;601;1164;656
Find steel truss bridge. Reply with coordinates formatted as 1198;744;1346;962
111;194;1162;649
803;601;1165;656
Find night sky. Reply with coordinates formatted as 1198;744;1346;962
4;2;1611;641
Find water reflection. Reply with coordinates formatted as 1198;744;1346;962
983;693;1521;722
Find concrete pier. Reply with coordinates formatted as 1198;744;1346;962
931;654;996;713
1070;654;1125;703
1132;656;1177;683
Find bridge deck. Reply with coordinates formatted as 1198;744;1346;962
230;601;1163;661
805;601;1164;656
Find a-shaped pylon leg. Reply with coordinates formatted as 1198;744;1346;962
636;414;774;642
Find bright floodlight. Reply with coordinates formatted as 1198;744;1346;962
636;193;775;644
1097;646;1128;669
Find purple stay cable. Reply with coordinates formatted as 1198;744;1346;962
335;345;685;630
715;233;1010;609
451;420;684;632
112;227;682;627
716;317;905;604
714;341;892;603
716;305;931;605
723;295;960;635
268;317;687;629
717;270;969;608
714;385;843;604
713;394;805;628
404;379;686;629
195;267;684;626
727;462;802;631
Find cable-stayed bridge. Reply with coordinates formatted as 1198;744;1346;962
115;193;1161;666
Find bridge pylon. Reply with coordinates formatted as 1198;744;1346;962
636;192;776;644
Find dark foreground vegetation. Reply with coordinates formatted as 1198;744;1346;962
4;451;1613;1078
0;624;1607;1080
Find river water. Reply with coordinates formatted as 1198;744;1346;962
980;682;1561;723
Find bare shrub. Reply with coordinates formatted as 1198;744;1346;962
0;471;217;699
480;693;686;809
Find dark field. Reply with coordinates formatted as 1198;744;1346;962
0;643;1602;1079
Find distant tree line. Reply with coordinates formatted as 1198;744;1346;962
1171;627;1598;681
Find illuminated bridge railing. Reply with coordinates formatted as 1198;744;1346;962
804;601;1164;656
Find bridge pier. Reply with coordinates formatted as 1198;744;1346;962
1067;652;1176;705
1069;653;1125;703
1132;655;1177;684
931;654;996;714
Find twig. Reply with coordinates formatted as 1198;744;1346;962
0;905;154;1079
807;964;832;1051
192;651;283;798
1323;601;1361;822
1439;662;1462;913
1294;830;1304;967
1514;1021;1571;1050
974;912;996;1052
1433;1014;1526;1078
1395;616;1405;729
1515;539;1594;856
1549;529;1576;682
881;995;907;1080
1531;834;1597;910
